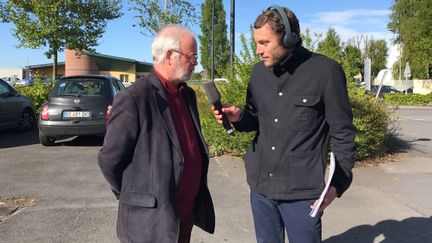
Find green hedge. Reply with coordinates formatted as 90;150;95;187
192;83;255;156
384;93;432;105
192;80;396;161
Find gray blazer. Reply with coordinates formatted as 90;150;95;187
98;71;215;243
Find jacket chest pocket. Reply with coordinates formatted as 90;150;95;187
290;95;320;132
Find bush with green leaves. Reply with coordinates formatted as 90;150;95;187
384;93;432;105
194;27;395;161
195;76;395;160
192;83;255;156
14;77;53;114
348;83;396;160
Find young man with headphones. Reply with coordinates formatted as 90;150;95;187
212;5;356;243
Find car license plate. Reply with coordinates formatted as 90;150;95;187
63;111;91;118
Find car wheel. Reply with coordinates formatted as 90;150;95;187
39;134;56;146
18;108;36;132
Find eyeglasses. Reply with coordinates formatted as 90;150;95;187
171;50;198;62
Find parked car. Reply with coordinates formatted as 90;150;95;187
15;77;35;86
1;77;19;87
38;75;125;146
0;78;36;132
371;85;405;98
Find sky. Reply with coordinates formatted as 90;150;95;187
0;0;397;71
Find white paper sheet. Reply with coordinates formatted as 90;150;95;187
309;152;336;218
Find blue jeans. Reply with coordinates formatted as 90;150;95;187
250;190;322;243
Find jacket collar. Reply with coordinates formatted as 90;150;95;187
148;71;183;155
274;46;312;76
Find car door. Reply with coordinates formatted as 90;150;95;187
0;80;20;128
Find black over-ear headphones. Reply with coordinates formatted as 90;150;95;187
267;5;299;49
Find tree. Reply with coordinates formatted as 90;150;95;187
364;39;388;78
129;0;199;36
316;28;343;63
342;44;363;82
388;0;432;78
300;28;322;52
223;26;260;104
0;0;122;80
199;0;229;78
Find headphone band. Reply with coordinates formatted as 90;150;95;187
267;5;298;48
268;5;292;40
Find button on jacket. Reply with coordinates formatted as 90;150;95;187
234;46;356;200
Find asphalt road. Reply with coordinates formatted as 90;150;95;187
0;107;431;243
394;108;432;157
0;132;117;242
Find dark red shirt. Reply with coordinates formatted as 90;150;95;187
154;69;202;221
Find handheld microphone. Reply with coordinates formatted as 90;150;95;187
202;81;235;136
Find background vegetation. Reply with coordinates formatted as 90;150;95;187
388;0;432;79
199;0;230;78
0;0;122;79
384;93;432;105
13;76;52;114
194;29;397;161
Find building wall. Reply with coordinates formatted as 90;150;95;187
30;65;65;78
99;65;136;83
413;79;432;94
99;71;135;82
65;49;99;76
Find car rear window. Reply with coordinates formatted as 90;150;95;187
52;78;108;97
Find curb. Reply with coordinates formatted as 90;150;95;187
388;105;432;110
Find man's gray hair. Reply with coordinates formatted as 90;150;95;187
151;24;194;65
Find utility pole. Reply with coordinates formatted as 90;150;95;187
211;0;214;81
398;42;401;83
364;58;372;92
229;0;235;67
404;62;411;95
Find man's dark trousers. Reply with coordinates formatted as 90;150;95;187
250;190;322;243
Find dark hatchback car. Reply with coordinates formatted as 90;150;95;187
0;78;36;132
38;75;125;146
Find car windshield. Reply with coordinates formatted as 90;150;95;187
52;78;107;97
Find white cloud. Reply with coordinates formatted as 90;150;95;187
312;9;390;26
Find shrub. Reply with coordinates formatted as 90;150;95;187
348;82;396;160
192;83;255;156
384;93;432;105
14;77;53;114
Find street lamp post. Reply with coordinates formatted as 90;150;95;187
230;0;235;67
211;0;214;81
404;62;411;95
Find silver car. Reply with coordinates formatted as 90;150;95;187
38;75;125;146
0;78;36;132
15;77;35;86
